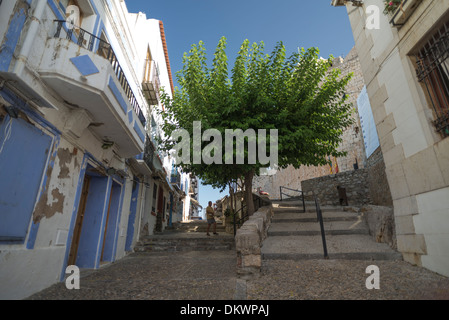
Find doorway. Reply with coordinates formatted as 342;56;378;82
67;165;123;269
67;175;91;266
155;185;164;232
101;180;123;263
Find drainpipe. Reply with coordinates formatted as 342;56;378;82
12;0;47;77
135;179;147;242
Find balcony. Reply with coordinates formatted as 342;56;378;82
389;0;420;28
142;59;161;106
38;21;147;158
170;171;181;190
131;135;155;176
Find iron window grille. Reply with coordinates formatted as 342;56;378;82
415;21;449;138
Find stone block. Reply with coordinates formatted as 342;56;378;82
385;162;410;200
242;254;262;268
402;146;445;195
244;218;263;241
434;137;449;185
402;252;422;267
379;131;396;154
235;229;260;255
383;143;406;167
369;85;389;124
396;234;427;255
393;195;418;217
362;205;396;249
376;113;396;139
394;214;416;235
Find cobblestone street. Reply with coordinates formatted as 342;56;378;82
26;251;237;300
26;250;449;301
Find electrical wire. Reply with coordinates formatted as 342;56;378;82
0;117;13;155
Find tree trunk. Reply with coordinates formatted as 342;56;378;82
244;170;255;216
229;182;235;214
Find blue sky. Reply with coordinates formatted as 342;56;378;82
125;0;355;211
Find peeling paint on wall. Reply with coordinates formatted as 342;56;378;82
33;147;80;223
0;1;29;71
57;148;78;179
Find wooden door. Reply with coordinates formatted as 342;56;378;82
68;175;91;266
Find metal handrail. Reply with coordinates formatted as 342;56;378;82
53;20;146;126
314;196;329;259
233;196;268;237
279;186;305;212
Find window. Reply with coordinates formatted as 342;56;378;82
0;117;53;243
415;21;449;137
151;183;158;213
96;31;111;59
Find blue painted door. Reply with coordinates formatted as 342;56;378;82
101;180;123;262
0;117;53;242
75;175;111;269
125;179;140;251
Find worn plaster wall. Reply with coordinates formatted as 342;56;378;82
0;137;84;299
343;0;449;276
0;0;159;299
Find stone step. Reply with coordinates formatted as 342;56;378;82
261;234;402;261
171;221;226;233
134;234;235;252
272;211;361;223
273;205;349;214
271;200;309;208
268;219;369;236
262;251;403;261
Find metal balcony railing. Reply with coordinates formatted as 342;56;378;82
170;172;181;188
54;20;146;126
143;136;156;170
142;59;161;105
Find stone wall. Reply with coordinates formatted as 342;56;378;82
301;168;372;206
253;164;331;199
235;206;273;279
301;147;393;207
332;47;368;172
361;205;397;250
366;147;393;206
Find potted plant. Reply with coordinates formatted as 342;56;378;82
383;0;403;14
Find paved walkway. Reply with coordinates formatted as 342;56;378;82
26;243;449;301
26;249;238;300
25;208;449;301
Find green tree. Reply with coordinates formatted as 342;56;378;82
158;37;353;216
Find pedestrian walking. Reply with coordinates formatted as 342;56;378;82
206;201;218;236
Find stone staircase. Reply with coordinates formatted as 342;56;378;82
261;199;402;261
133;220;235;253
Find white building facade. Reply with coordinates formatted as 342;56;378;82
0;0;178;299
332;0;449;277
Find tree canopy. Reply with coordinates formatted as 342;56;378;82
158;36;353;215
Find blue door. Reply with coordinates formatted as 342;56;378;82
0;117;53;242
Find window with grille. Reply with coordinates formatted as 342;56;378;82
415;21;449;137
